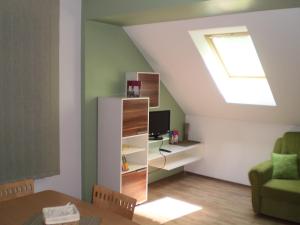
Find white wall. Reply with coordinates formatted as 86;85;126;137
185;115;300;185
125;8;300;186
125;8;300;125
35;0;82;198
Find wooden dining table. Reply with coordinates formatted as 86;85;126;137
0;190;140;225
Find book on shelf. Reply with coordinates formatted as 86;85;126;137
122;155;129;172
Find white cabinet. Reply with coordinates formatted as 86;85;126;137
98;97;149;203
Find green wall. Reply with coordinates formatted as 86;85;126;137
83;20;185;200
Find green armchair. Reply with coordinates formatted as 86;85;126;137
249;132;300;223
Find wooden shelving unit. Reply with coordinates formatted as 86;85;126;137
122;98;148;137
98;97;149;204
126;72;160;108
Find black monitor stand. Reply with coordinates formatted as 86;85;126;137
148;135;163;140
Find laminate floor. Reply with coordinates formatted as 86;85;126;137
133;172;297;225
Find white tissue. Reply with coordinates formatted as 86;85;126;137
43;203;80;225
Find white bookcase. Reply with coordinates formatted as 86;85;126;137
98;97;149;204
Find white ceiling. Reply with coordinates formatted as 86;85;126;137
125;8;300;124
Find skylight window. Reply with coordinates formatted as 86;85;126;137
189;26;276;106
206;33;265;78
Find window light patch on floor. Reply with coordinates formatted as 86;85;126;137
134;197;202;224
189;26;276;106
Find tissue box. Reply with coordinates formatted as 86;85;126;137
47;222;79;225
43;203;80;225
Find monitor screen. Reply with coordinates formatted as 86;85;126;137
149;110;170;138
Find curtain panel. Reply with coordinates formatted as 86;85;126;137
0;0;60;183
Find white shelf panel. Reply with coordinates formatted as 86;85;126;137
148;136;169;144
122;146;146;155
148;143;202;161
148;152;163;161
149;155;202;171
121;163;147;175
148;143;203;170
122;133;148;140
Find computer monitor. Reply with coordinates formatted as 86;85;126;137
149;110;170;140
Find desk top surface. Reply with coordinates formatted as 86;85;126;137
148;141;202;161
0;190;139;225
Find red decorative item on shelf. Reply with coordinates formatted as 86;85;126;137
127;80;141;97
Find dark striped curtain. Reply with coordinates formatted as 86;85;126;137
0;0;60;183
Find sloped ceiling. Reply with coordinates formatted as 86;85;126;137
125;8;300;124
87;0;300;26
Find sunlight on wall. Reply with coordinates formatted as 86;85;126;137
135;197;202;224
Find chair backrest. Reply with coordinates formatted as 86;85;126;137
0;179;34;202
273;132;300;154
110;191;137;220
273;132;300;174
282;132;300;155
273;138;283;154
92;185;114;209
92;185;137;220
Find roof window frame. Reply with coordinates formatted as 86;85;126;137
205;32;265;79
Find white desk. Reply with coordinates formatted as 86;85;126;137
148;142;203;170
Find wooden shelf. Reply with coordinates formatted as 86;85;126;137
122;163;147;174
122;168;147;204
138;73;160;107
126;72;160;108
122;98;148;137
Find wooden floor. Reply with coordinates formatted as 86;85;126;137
133;172;297;225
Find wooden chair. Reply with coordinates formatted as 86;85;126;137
110;190;137;220
0;179;34;202
92;185;114;210
92;185;137;220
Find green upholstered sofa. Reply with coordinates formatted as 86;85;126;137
248;132;300;223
